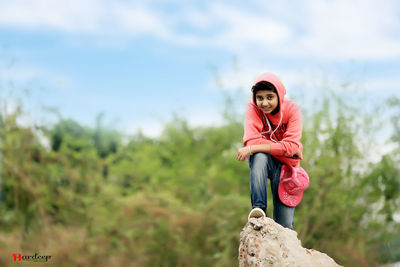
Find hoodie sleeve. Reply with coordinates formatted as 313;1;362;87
243;103;273;146
269;103;302;157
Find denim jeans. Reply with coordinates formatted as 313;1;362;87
249;152;295;229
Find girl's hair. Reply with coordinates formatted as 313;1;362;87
251;81;279;114
251;81;277;94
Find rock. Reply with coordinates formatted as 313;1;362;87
238;217;342;267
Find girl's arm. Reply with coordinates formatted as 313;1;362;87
236;144;302;161
236;144;271;161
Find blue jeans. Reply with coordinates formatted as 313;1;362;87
249;152;295;229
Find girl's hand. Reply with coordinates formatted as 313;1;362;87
286;149;303;159
236;147;251;161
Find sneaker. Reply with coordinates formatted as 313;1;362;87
248;207;266;220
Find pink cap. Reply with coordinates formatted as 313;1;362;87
278;165;310;207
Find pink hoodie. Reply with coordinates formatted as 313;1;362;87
243;73;303;166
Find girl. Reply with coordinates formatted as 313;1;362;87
236;73;303;229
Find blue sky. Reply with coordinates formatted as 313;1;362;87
0;0;399;137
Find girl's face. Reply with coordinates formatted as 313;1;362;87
255;90;278;114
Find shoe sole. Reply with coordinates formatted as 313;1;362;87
248;208;266;220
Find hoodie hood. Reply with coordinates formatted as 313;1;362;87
252;72;286;110
252;73;287;125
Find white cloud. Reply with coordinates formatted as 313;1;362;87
0;64;74;89
108;2;170;38
294;0;400;60
0;0;170;36
362;77;400;92
207;3;292;51
0;0;399;61
0;0;102;32
174;0;400;60
1;66;43;83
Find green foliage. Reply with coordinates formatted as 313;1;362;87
49;114;121;159
0;90;399;266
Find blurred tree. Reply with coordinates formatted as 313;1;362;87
92;113;121;159
0;88;399;266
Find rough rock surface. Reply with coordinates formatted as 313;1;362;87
239;217;342;267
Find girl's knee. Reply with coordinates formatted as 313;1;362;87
250;153;270;174
251;152;271;166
